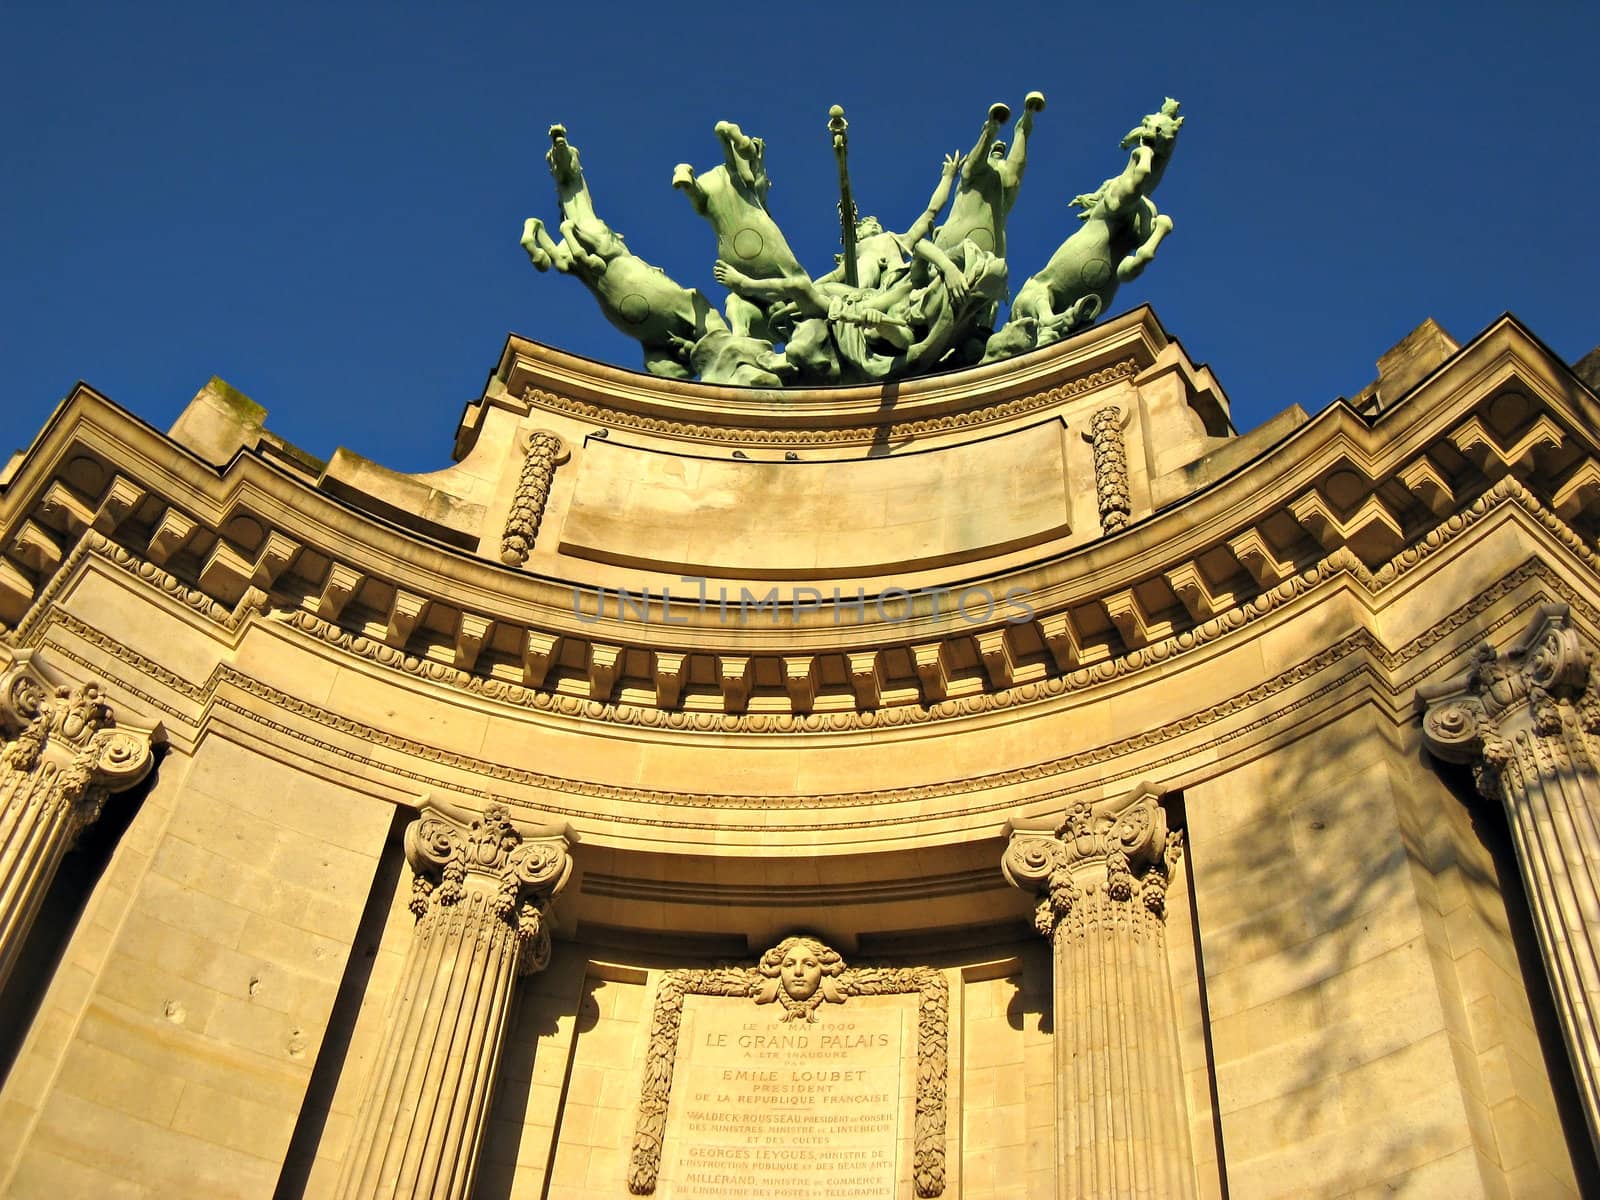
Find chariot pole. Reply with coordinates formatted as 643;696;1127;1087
828;104;859;288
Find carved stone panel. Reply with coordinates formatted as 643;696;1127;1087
629;936;948;1198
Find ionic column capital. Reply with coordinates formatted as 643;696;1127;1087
338;804;575;1199
1419;602;1600;1154
0;657;159;997
402;803;573;974
1003;784;1197;1196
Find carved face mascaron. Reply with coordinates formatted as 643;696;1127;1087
780;946;823;1000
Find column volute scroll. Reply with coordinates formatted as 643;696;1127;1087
335;800;573;1200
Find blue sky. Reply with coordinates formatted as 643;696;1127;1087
3;2;1596;474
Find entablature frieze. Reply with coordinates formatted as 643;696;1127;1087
8;472;1596;749
12;543;1589;852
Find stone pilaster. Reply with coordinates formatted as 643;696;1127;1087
1002;786;1196;1200
0;657;156;993
1419;603;1600;1152
335;803;572;1200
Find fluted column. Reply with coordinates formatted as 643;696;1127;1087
1420;603;1600;1153
0;658;156;992
335;803;572;1200
1002;786;1195;1200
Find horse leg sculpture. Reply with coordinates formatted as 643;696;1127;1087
1118;204;1174;283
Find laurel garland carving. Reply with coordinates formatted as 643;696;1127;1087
628;966;754;1195
627;937;947;1197
1088;405;1132;534
522;360;1138;447
500;431;570;567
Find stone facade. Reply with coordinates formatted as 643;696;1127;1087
0;305;1596;1196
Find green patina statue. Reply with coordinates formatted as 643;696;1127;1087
518;97;1183;387
519;125;723;380
984;99;1183;363
520;126;788;386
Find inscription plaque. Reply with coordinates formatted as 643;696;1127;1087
628;936;949;1197
663;998;907;1199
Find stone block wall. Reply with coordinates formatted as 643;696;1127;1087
1185;706;1579;1197
0;736;393;1198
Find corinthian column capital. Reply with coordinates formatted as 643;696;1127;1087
402;802;573;975
1001;784;1197;1196
1418;602;1600;1156
338;804;576;1200
0;654;158;830
0;655;159;996
1003;785;1183;938
1419;603;1600;794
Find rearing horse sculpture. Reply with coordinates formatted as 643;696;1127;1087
517;99;1187;387
672;122;808;345
520;126;729;380
983;99;1182;363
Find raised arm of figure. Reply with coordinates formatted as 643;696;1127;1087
912;238;969;307
713;260;828;315
901;152;964;246
961;103;1009;183
999;92;1046;190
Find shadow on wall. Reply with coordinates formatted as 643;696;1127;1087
1188;696;1599;1193
1199;711;1450;1186
474;948;598;1200
274;812;410;1199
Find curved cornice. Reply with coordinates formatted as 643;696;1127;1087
4;314;1597;731
15;476;1595;741
492;306;1170;440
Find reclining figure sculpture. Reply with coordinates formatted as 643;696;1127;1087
519;97;1183;387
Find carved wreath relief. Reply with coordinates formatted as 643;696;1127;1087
499;430;570;567
629;935;948;1197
